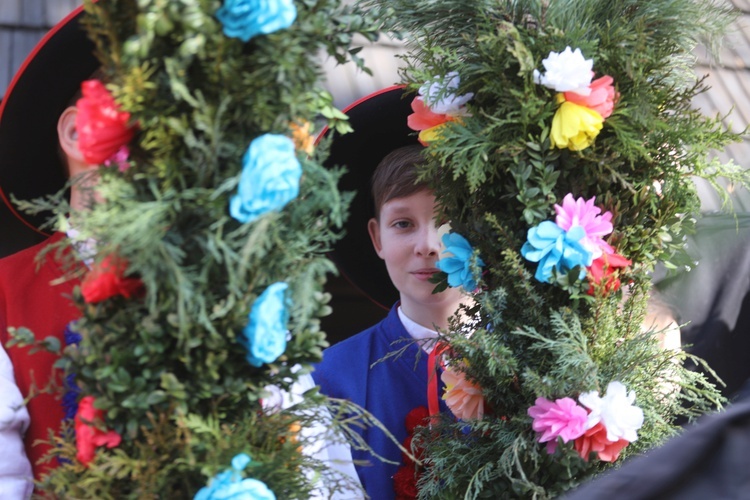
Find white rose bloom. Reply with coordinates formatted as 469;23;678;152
579;381;644;442
533;46;593;96
419;71;474;116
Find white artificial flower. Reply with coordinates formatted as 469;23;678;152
533;46;593;96
579;381;644;442
419;71;474;116
260;384;286;413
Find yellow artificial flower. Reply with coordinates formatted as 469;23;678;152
418;122;451;145
290;121;314;155
550;99;604;151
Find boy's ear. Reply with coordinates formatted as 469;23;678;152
57;106;85;164
367;218;384;258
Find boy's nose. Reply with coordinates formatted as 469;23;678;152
415;225;441;257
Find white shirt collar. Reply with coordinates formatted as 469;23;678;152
397;306;438;353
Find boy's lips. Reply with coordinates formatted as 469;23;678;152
411;268;439;280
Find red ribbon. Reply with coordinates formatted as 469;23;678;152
427;342;450;419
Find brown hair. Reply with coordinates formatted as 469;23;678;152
371;144;428;219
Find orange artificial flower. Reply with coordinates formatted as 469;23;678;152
441;367;485;420
574;422;629;462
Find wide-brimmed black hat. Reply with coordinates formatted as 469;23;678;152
321;86;420;310
0;5;98;258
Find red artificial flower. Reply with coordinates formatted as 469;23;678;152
76;79;136;165
405;406;430;434
574;422;629;463
401;434;426;463
81;255;144;304
393;463;420;500
74;396;122;466
587;251;631;295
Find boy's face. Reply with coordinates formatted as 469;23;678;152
368;189;465;320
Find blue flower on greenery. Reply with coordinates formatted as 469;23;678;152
216;0;297;42
521;221;594;283
195;453;276;500
436;232;485;292
230;134;302;224
242;282;289;367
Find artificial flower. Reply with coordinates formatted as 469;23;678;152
405;406;430;434
554;194;614;258
81;255;144;304
533;47;594;96
407;98;453;146
74;396;121;466
550;99;604;151
195;453;276;500
290;121;314;155
574;422;629;463
215;0;296;42
241;282;289;367
436;232;485;292
76;79;136;165
393;463;420;500
521;221;593;283
587;251;631;294
579;381;644;443
418;71;474;115
528;397;589;454
401;434;425;463
229;134;302;224
564;75;618;119
442;367;485;420
103;145;131;172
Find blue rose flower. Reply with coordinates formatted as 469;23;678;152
230;134;302;224
242;282;289;367
520;221;593;283
216;0;297;42
194;453;276;500
436;232;485;292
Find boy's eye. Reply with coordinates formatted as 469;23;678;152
392;220;411;229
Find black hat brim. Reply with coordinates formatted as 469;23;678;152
322;86;419;310
0;6;98;257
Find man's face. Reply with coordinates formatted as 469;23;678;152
368;189;464;320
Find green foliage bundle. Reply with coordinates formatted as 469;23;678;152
26;0;385;497
363;0;746;497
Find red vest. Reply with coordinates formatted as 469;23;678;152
0;232;80;479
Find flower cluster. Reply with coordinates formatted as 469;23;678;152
241;282;289;367
521;194;629;288
527;381;644;462
436;232;484;292
195;453;276;500
407;72;473;145
74;396;122;466
534;47;617;151
75;80;136;166
216;0;297;42
230;134;302;224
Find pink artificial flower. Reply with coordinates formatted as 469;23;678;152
574;422;629;462
587;251;632;295
554;194;614;257
103;145;131;172
441;367;485;420
528;397;589;454
564;76;618;119
75;396;122;466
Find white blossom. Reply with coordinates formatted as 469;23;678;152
419;71;474;116
579;381;644;442
533;46;593;96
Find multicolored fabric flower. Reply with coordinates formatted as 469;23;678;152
554;194;614;258
241;282;289;367
574;422;629;463
533;47;594;96
81;255;144;304
528;396;589;454
194;453;276;500
436;232;485;291
521;221;593;283
216;0;296;42
229;134;302;224
579;381;644;443
407;72;473;145
76;79;136;165
441;367;485;420
74;396;121;466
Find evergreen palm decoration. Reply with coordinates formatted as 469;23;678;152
22;0;385;497
364;0;747;497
